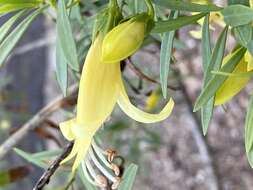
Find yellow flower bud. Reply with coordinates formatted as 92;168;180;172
102;19;146;63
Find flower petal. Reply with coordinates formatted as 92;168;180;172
59;119;76;141
61;140;80;165
60;137;92;171
117;78;174;123
76;37;120;126
71;138;91;171
215;57;250;105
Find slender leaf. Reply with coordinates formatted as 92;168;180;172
152;13;206;33
201;15;213;135
0;8;42;67
194;47;246;111
228;0;250;6
154;0;222;12
201;15;212;72
118;164;138;190
56;36;68;96
0;0;40;3
160;11;178;98
247;38;253;57
57;0;79;71
32;149;63;159
233;24;253;47
222;5;253;27
245;94;253;153
197;26;229;121
13;148;48;168
0;10;24;43
0;3;37;14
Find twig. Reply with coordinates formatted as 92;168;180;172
0;84;78;159
175;69;222;190
126;59;180;91
33;142;74;190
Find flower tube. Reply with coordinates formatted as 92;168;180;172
60;36;174;171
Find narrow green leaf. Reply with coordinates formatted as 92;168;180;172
233;24;253;47
245;94;253;153
118;164;138;190
247;38;253;57
197;26;228;119
32;149;63;159
56;36;68;96
57;0;79;71
201;15;213;135
222;5;253;27
0;8;42;67
228;0;250;6
160;11;178;98
154;0;222;12
203;26;228;85
0;3;37;14
152;13;206;33
0;0;40;3
194;47;246;111
201;15;212;72
13;148;48;168
0;10;24;43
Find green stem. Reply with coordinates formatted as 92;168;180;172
145;0;154;18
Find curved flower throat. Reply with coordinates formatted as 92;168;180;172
59;36;174;171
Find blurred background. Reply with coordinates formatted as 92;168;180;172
0;0;253;190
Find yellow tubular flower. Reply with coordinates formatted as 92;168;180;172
214;54;250;105
101;19;146;63
60;36;174;171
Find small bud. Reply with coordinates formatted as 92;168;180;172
102;19;146;63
